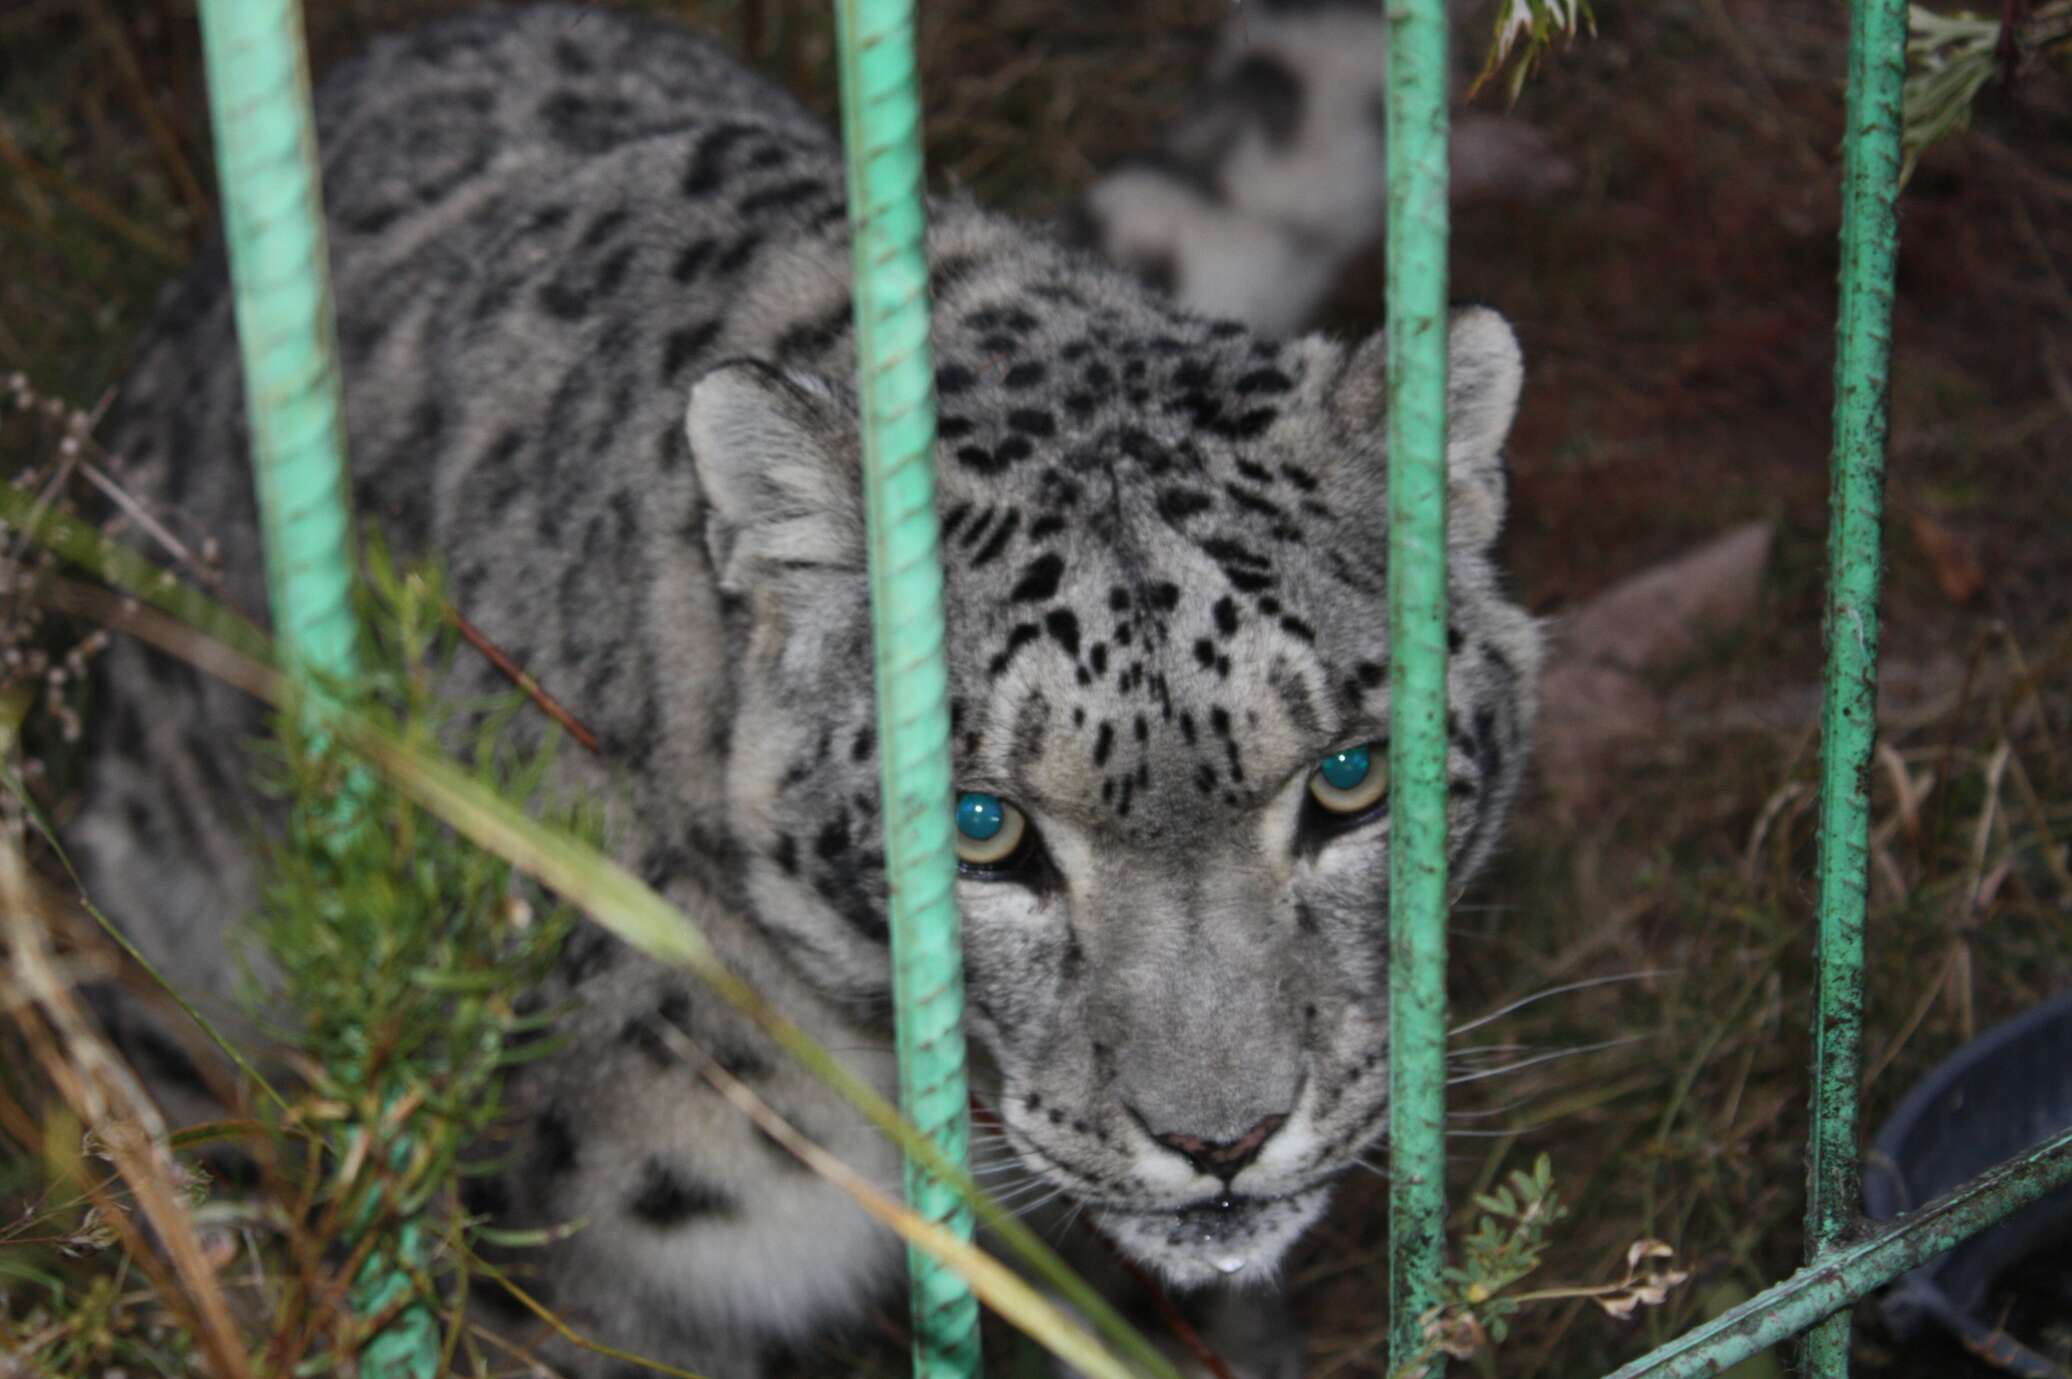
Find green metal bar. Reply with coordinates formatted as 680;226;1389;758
1382;0;1452;1372
1603;1126;2072;1379
197;0;357;678
1803;0;1906;1371
196;3;434;1376
832;3;981;1377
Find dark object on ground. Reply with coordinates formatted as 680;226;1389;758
1864;990;2072;1379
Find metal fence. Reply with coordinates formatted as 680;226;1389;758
192;0;2072;1375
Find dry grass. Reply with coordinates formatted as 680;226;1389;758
3;0;2070;1376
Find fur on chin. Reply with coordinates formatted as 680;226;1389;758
1094;1185;1332;1290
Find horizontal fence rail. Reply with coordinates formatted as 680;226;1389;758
1603;1124;2072;1379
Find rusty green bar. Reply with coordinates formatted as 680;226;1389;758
1803;0;1907;1371
831;1;981;1376
1382;0;1452;1372
1602;1126;2072;1379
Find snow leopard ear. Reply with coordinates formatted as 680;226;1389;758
1325;306;1524;554
686;359;865;592
1440;307;1525;552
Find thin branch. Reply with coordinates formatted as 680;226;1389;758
448;604;601;755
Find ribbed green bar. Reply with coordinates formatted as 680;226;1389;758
1382;0;1452;1373
197;0;357;679
1803;0;1905;1372
832;3;981;1377
196;4;434;1376
1603;1126;2072;1379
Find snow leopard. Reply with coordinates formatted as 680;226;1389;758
72;3;1545;1374
1076;0;1577;334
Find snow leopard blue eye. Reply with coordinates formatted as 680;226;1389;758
1308;745;1389;815
1319;747;1369;791
955;791;1027;867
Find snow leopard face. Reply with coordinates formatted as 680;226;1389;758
694;296;1542;1285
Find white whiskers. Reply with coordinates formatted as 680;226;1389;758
1449;969;1673;1038
1444;1036;1642;1087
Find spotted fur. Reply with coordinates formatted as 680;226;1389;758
75;7;1543;1375
1077;0;1577;336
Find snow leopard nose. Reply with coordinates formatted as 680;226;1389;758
1149;1113;1288;1180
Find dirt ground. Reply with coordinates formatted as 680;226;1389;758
2;1;2069;1376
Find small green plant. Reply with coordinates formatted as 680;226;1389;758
0;534;595;1376
1392;1155;1689;1379
1470;0;1598;104
1904;2;2072;181
240;539;595;1372
1440;1153;1570;1349
250;540;585;1181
